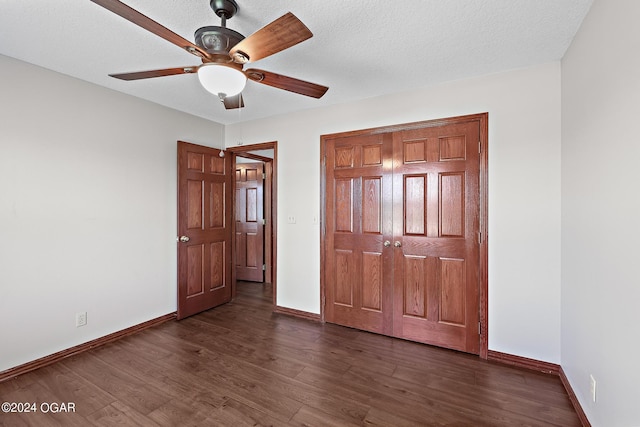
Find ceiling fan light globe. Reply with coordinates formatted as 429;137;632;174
197;64;246;97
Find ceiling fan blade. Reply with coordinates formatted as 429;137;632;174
223;94;245;110
245;69;328;98
109;66;199;81
229;12;312;63
90;0;210;59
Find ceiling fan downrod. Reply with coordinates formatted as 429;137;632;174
210;0;238;28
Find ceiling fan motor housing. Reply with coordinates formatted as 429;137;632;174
195;26;244;58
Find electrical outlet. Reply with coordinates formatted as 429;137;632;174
589;374;596;403
75;312;87;328
287;215;296;224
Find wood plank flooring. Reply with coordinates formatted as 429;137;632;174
0;281;581;426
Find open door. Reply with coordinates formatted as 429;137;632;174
177;141;232;319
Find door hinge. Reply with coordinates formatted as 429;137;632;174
262;218;266;225
262;264;266;271
478;141;481;153
479;321;482;335
478;231;482;244
262;173;266;180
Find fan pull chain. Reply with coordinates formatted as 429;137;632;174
237;93;243;145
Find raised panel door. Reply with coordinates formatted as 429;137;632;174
323;116;483;355
324;133;394;335
177;142;232;319
235;163;265;282
392;121;480;353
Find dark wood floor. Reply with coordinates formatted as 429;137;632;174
0;281;580;426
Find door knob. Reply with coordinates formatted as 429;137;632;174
179;236;190;243
394;241;402;248
383;240;391;247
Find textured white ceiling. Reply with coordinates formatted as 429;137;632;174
0;0;593;125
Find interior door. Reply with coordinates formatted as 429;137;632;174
177;141;232;319
323;117;482;354
324;133;394;335
392;121;480;353
235;162;265;282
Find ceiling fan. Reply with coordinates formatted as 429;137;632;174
90;0;329;109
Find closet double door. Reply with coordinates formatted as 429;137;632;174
323;118;481;354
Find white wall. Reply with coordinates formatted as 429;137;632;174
561;0;640;425
226;62;563;363
0;55;224;372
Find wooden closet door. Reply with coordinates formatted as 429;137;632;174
322;116;483;355
392;121;480;354
324;133;394;335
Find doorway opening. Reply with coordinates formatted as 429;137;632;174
228;142;277;306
